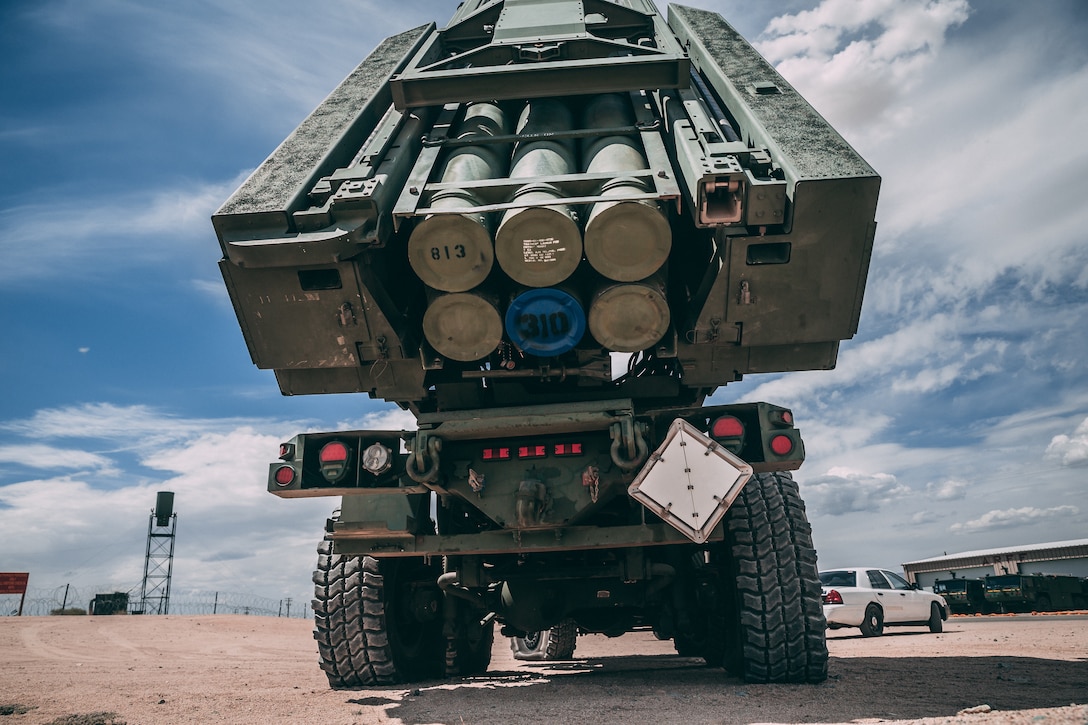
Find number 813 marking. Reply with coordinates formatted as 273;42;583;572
430;245;466;260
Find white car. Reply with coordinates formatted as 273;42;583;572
820;568;948;636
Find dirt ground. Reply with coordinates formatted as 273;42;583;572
0;614;1085;725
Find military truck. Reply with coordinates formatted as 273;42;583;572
89;592;129;616
983;574;1088;613
213;0;879;686
933;578;987;615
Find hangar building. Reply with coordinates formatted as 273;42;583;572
902;539;1088;589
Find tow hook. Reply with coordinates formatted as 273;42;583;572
515;479;547;527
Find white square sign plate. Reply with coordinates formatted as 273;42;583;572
628;418;753;544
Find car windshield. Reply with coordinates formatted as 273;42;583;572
819;570;856;587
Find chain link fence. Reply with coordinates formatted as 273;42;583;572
0;584;312;618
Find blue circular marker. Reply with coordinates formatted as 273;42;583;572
505;287;586;357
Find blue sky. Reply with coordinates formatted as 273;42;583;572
2;0;1087;605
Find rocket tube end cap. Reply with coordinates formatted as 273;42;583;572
585;201;672;282
588;281;671;353
505;287;586;357
495;207;582;288
408;214;494;293
423;292;504;362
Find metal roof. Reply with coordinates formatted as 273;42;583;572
903;539;1088;569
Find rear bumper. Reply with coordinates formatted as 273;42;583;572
823;603;866;628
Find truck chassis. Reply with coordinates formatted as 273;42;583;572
213;0;880;686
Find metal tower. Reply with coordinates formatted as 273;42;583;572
139;491;177;615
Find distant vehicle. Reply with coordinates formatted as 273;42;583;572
820;568;948;636
934;578;988;614
89;592;129;615
982;574;1087;613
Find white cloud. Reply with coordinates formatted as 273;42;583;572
1;403;270;447
336;408;418;432
792;415;893;461
0;444;117;474
0;401;418;598
925;479;967;501
190;278;232;304
0;177;247;283
758;0;970;140
755;0;1088;329
910;510;938;525
726;312;1008;414
950;505;1080;534
26;1;443;132
0;409;335;597
801;466;911;515
1044;417;1088;467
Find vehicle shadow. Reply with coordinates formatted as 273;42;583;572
371;652;1088;725
827;628;945;640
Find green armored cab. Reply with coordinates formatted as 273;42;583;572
214;0;879;686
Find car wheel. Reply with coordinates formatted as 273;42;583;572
928;602;943;633
859;603;883;637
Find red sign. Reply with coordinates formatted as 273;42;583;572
0;572;29;595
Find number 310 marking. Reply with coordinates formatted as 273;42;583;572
518;312;571;340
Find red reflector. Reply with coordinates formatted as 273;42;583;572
273;466;295;487
319;441;350;463
781;410;794;425
482;447;511;461
711;416;744;439
823;589;844;605
554;442;584;456
517;445;546;459
770;434;794;456
278;443;295;460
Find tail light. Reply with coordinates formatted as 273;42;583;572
823;589;843;605
517;444;547;459
709;415;744;454
769;434;794;456
318;441;351;482
553;442;583;456
273;466;296;487
482;447;511;461
710;415;744;439
768;409;794;427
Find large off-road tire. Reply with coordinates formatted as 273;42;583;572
709;471;829;683
510;619;578;661
312;541;445;687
